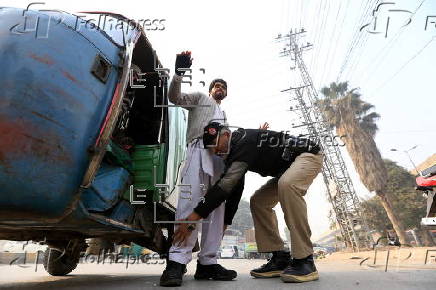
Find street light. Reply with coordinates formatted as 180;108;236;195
390;145;421;176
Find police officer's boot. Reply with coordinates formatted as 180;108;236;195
160;260;186;287
280;254;319;283
194;261;237;280
250;250;291;278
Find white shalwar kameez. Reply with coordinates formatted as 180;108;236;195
169;106;226;265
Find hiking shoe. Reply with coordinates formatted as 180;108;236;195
160;260;186;287
280;254;319;283
250;250;291;278
194;262;237;280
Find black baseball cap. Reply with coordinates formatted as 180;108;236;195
203;122;225;147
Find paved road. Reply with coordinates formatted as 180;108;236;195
0;258;435;289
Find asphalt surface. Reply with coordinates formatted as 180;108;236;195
0;258;435;289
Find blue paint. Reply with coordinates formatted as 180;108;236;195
81;164;130;212
109;200;135;224
0;8;121;221
0;8;184;239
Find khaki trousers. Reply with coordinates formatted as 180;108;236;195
250;152;323;259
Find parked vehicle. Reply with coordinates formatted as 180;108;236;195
243;242;269;259
220;245;239;259
415;164;436;229
0;7;186;276
2;241;47;253
313;246;327;258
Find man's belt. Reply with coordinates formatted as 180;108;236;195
281;137;321;161
308;144;321;155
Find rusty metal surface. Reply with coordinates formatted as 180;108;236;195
80;41;135;188
0;8;171;245
0;8;120;223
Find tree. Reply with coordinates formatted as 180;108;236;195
318;82;408;244
361;159;434;245
230;199;254;234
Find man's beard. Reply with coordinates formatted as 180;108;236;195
213;92;225;101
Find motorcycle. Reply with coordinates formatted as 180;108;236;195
415;164;436;228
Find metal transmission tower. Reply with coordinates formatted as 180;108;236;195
277;29;372;251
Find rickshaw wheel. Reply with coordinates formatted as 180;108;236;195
43;247;81;276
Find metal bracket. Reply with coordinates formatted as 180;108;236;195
91;54;111;83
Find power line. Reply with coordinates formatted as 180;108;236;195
336;0;373;80
357;0;427;87
320;0;346;86
309;0;325;72
299;0;304;29
341;0;379;83
311;0;332;86
379;129;436;134
341;0;381;83
309;0;326;73
371;36;434;94
278;30;373;251
337;0;380;82
323;0;352;86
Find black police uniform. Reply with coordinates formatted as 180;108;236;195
194;128;320;225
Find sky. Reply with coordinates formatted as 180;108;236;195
3;0;435;240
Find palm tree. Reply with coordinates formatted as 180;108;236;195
318;81;407;244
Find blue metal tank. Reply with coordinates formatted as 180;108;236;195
0;7;125;222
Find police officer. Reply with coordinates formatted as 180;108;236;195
173;123;324;283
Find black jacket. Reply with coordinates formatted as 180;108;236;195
194;128;320;225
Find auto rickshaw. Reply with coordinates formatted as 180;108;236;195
0;7;186;275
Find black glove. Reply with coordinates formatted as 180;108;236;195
175;53;192;76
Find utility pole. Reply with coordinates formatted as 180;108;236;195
277;29;372;251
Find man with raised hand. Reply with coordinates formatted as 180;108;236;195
160;52;236;287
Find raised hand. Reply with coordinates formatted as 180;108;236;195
175;51;193;76
259;122;270;130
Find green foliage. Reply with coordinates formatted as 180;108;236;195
230;199;254;234
361;159;426;232
319;81;380;137
361;198;391;232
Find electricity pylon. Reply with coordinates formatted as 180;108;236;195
277;29;372;251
